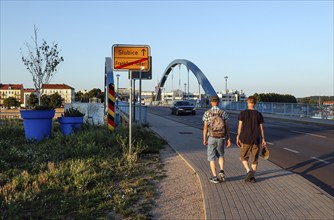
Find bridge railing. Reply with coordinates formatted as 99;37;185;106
117;101;147;124
220;101;334;120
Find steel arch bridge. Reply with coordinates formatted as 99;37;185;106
155;59;216;101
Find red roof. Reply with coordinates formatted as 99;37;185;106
24;88;37;93
323;101;334;105
0;84;23;90
42;84;74;90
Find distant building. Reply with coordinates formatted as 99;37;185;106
41;84;75;104
217;90;247;102
323;101;334;106
0;84;24;107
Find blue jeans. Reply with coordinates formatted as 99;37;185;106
207;137;225;161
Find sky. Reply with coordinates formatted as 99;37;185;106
1;0;333;98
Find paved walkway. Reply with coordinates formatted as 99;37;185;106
147;113;334;220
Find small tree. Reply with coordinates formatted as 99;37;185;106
27;93;38;107
49;92;63;109
3;97;20;109
40;94;51;107
20;25;64;105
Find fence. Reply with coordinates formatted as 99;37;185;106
220;101;334;120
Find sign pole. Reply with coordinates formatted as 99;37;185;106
129;70;132;154
133;79;136;123
139;69;142;123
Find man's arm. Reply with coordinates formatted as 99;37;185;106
259;123;267;148
203;121;208;146
236;121;243;147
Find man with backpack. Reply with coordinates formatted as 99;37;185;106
203;95;231;183
236;96;267;183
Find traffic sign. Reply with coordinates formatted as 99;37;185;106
112;45;150;71
130;56;152;80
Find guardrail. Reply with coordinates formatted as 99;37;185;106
220;101;334;120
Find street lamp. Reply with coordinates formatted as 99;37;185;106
116;74;120;96
224;76;228;93
184;83;187;100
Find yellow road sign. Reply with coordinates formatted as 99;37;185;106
113;45;150;71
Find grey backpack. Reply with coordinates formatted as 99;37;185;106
209;110;225;138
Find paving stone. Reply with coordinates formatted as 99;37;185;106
148;113;334;220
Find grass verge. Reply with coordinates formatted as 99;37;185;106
0;121;166;219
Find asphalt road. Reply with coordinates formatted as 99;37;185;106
147;106;334;196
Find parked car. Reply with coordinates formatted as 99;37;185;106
171;100;196;115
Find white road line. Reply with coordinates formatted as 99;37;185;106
311;157;330;164
283;148;300;154
230;131;237;135
267;142;274;145
290;130;327;139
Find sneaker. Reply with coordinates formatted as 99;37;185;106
250;177;256;183
218;170;226;182
210;176;220;184
245;170;254;182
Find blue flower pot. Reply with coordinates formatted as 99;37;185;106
20;110;55;141
58;117;84;135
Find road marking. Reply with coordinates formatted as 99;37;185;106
230;131;237;135
267;142;274;145
311;157;330;164
283;148;300;153
290;130;327;139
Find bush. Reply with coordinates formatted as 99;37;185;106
63;107;85;117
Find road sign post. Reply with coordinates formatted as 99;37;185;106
112;44;151;156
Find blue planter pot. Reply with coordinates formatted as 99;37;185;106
58;117;84;135
20;110;55;141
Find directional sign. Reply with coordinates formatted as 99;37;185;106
112;45;150;71
130;56;152;80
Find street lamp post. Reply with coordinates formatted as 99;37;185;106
224;76;228;93
184;83;187;100
116;74;120;97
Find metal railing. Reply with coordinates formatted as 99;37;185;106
117;101;147;124
220;101;334;120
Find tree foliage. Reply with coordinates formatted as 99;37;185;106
40;94;51;107
20;25;64;104
297;96;334;104
49;92;63;109
253;93;297;103
27;93;38;107
40;93;62;109
75;88;105;103
3;97;20;109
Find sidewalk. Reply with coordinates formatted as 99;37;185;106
147;113;334;220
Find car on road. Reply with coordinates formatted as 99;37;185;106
170;100;196;115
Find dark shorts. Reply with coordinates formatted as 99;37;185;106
207;137;225;161
240;143;260;164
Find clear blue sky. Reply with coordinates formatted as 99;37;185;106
1;0;333;98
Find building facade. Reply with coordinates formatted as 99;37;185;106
0;84;24;107
218;90;247;102
41;84;75;104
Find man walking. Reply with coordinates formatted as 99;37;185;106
236;96;267;183
203;95;231;183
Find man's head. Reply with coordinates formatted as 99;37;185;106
247;96;256;108
210;95;219;106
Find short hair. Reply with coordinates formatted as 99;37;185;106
210;95;219;103
247;96;256;104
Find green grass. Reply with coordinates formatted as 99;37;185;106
0;122;166;219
